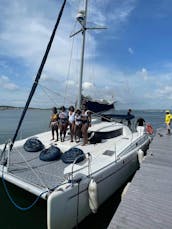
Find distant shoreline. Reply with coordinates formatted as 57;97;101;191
0;106;50;110
0;106;165;111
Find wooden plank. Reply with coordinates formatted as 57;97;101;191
108;129;172;229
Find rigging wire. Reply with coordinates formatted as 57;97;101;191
9;0;67;151
38;84;60;107
63;21;77;105
63;0;85;106
76;181;81;229
38;83;74;106
86;31;96;99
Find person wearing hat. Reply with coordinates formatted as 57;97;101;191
165;110;172;135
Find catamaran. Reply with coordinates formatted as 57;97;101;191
0;1;152;228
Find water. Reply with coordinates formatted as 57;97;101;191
0;109;166;228
0;109;50;144
0;109;165;144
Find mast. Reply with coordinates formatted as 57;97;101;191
70;0;106;109
77;0;88;109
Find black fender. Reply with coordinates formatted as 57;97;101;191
39;145;62;161
24;138;44;152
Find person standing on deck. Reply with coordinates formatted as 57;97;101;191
136;117;145;135
165;110;172;135
136;117;145;127
59;106;68;142
126;109;132;129
74;109;82;143
49;107;59;141
68;106;75;142
81;107;91;146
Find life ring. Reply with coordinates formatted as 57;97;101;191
146;123;154;135
39;145;62;161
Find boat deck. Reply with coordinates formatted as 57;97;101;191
9;146;67;190
108;128;172;229
1;131;82;190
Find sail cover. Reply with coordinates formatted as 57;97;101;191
82;99;114;113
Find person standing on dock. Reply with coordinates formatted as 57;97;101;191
165;110;172;135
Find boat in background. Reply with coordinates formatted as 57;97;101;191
0;1;152;228
82;97;114;113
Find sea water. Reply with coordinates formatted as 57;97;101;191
0;109;165;145
0;109;50;144
0;109;166;228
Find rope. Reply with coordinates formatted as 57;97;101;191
76;180;81;229
1;165;49;211
64;19;79;104
1;165;70;211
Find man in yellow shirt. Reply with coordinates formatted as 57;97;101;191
165;110;172;135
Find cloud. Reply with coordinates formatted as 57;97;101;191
0;76;19;90
128;47;134;54
136;68;149;81
83;82;94;90
156;86;172;98
0;0;172;109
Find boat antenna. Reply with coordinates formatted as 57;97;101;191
70;0;107;109
9;0;67;151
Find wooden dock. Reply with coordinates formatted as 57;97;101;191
108;128;172;229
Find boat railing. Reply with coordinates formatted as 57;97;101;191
70;152;92;185
117;134;148;158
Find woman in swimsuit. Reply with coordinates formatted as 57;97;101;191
49;107;59;141
81;107;91;146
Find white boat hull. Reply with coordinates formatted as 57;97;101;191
0;124;151;229
47;150;140;229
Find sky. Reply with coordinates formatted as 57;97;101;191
0;0;172;110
